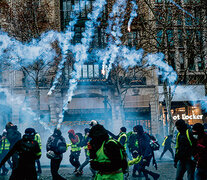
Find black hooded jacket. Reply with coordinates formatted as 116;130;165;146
0;135;41;167
89;124;123;172
46;130;66;159
175;125;196;163
6;125;21;148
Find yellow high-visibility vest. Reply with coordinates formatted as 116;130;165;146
35;133;42;150
175;129;192;154
0;138;10;154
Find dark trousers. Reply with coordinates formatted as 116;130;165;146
79;150;95;175
139;157;159;179
69;151;80;170
176;159;196;180
1;159;12;173
36;159;42;173
0;152;13;174
51;158;66;180
9;163;37;180
11;153;18;170
195;168;207;180
132;151;141;175
160;147;174;159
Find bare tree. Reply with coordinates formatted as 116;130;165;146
0;0;59;118
137;0;207;134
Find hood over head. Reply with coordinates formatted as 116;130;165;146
192;123;205;137
89;124;108;141
175;119;187;133
68;129;75;136
54;128;62;136
133;125;144;135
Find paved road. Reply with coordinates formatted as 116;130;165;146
0;160;188;180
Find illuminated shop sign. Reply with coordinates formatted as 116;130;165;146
173;114;203;120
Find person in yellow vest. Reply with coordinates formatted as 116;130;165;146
107;127;127;149
159;135;175;160
76;128;96;177
0;131;13;175
174;119;196;180
0;128;41;180
34;131;42;174
68;129;81;173
88;124;126;180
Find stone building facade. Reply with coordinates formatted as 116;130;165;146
0;0;206;135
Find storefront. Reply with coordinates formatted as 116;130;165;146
159;85;206;129
171;104;203;125
161;102;204;126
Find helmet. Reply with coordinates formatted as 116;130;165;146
25;128;36;136
46;150;56;159
89;120;98;127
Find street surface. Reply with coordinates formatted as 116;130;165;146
0;160;188;180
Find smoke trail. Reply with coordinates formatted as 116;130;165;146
48;3;80;96
168;0;195;19
57;0;107;127
0;31;57;67
120;47;144;68
64;0;107;102
101;0;128;78
127;0;138;32
200;96;207;112
0;88;53;133
145;52;177;84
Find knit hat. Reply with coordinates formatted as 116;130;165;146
120;127;127;132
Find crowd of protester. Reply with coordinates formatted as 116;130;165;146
0;120;206;180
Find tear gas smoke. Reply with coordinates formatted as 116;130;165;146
0;0;196;131
128;0;138;32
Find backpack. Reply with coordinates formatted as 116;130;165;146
106;139;128;174
76;133;83;147
54;137;67;154
146;133;160;151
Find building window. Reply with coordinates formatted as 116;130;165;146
166;29;174;47
155;0;162;3
168;51;175;70
127;31;138;47
183;0;191;4
179;52;184;70
178;29;183;47
188;57;195;71
61;0;105;30
177;14;182;26
185;11;193;26
77;64;100;79
157;30;163;47
73;26;85;44
196;56;204;71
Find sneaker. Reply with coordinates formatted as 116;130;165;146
1;169;9;176
153;174;160;180
75;170;83;176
